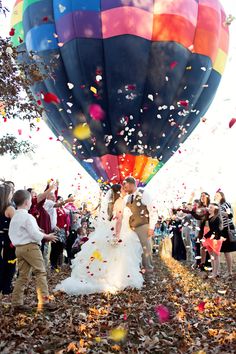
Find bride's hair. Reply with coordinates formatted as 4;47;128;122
111;184;122;202
107;184;121;221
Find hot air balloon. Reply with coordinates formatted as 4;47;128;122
11;0;229;185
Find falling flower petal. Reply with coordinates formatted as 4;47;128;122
43;92;60;105
73;124;91;140
229;118;236;129
170;61;178;69
91;250;103;262
9;28;15;36
90;86;97;94
197;301;206;312
109;328;127;342
155;305;170;323
89;104;105;121
59;4;66;13
67;83;74;90
178;100;189;107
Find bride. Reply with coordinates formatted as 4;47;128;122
55;184;143;294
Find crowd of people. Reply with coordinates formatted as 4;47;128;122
0;179;95;309
0;178;235;312
154;191;236;278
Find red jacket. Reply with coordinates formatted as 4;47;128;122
56;207;70;232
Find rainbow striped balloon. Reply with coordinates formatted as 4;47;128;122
11;0;229;185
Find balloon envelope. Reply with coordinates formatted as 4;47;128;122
11;0;229;185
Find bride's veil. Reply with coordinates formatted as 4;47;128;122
97;188;113;223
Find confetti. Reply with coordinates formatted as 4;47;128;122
154;305;170;323
229;118;236;129
89;104;105;121
59;4;66;13
73;124;91;140
67;83;74;90
8;259;17;264
109;328;127;342
178;100;189;107
9;28;15;36
90;86;97;94
148;94;154;101
197;301;206;312
170;61;178;69
43;92;60;105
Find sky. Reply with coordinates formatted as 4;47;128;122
0;0;236;211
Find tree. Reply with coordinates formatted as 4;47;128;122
0;36;44;122
0;134;35;158
0;35;41;157
0;1;9;16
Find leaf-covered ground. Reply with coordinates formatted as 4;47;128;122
1;252;236;354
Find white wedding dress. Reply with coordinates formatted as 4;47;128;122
55;196;143;295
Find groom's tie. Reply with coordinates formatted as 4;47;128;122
130;194;134;204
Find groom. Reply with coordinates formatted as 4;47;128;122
123;177;157;274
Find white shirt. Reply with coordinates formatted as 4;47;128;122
125;188;158;230
9;209;44;246
44;199;57;230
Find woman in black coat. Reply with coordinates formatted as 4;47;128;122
170;210;186;262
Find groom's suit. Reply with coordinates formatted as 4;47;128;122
126;189;155;272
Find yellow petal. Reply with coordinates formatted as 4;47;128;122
109;328;127;342
73;124;91;140
90;86;97;94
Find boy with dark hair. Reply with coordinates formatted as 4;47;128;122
9;190;58;313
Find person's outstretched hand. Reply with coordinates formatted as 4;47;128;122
45;233;58;243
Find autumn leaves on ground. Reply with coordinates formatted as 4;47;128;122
0;252;236;354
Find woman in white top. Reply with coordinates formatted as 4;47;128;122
55;184;143;295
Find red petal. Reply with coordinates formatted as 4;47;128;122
170;61;178;69
179;100;189;107
197;301;206;312
9;28;15;36
89;103;105;121
229;118;236;129
43;92;60;104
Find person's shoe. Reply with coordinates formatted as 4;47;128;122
12;305;32;314
38;302;57;312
